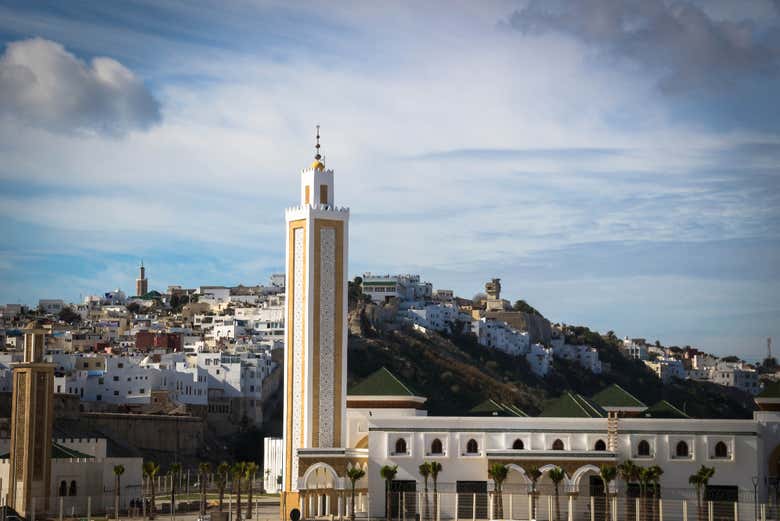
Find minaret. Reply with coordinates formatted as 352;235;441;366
282;127;349;516
8;321;55;517
136;260;148;297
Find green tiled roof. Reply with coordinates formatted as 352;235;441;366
591;384;647;409
348;367;417;397
539;392;605;418
643;400;690;419
757;381;780;398
0;442;94;460
469;399;528;417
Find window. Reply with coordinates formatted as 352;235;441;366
714;441;728;458
512;439;524;450
114;390;119;396
431;438;443;454
320;185;328;204
305;185;311;205
395;438;407;454
96;395;102;401
676;441;689;458
638;440;651;457
466;439;479;454
69;480;77;496
552;439;564;451
59;481;67;496
594;439;607;451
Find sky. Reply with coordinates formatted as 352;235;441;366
0;0;779;361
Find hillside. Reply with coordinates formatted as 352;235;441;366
346;322;757;419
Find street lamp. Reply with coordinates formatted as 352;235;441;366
752;476;759;521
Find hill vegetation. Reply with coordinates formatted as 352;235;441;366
347;313;756;419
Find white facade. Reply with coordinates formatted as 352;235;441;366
361;274;432;304
644;357;687;383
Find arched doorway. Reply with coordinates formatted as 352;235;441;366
301;463;341;519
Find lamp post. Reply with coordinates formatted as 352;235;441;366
752;476;759;521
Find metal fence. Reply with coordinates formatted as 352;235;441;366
299;492;779;521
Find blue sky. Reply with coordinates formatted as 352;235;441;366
0;0;779;360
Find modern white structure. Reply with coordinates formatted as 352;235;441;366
263;437;284;493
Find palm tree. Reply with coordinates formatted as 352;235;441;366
346;466;366;521
488;463;509;519
419;463;432;521
198;463;212;515
618;460;640;521
245;462;258;519
264;468;271;494
599;465;617;521
233;462;248;521
217;462;230;512
169;463;182;521
113;465;125;521
549;467;566;521
430;462;442;521
143;461;160;520
647;466;663;521
527;466;542;520
689;466;715;521
380;465;398;521
638;466;652;521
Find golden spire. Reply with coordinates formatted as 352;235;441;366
310;124;325;171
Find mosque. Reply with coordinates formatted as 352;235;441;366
280;131;780;520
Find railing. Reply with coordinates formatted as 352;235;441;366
295;492;779;521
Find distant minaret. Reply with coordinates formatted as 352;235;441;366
136;261;148;297
8;321;54;517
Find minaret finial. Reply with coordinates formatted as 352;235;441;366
314;125;321;160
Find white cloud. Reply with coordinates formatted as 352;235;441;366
0;38;160;135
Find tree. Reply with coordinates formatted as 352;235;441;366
346;466;366;521
648;466;663;521
419;462;432;521
232;462;248;521
689;466;715;521
472;293;487;308
199;462;212;515
527;466;542;520
113;465;125;521
58;306;81;325
599;465;617;521
245;462;258;519
379;465;398;521
488;463;509;519
169;463;182;520
127;302;142;314
618;460;640;521
513;300;541;316
216;462;230;512
143;461;160;520
549;467;566;521
430;461;442;521
638;466;651;521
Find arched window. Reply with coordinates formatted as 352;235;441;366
637;440;651;457
395;438;407;454
715;441;728;458
59;481;67;497
512;439;524;450
552;439;564;451
69;480;77;496
431;438;443;455
466;439;479;454
594;439;606;451
676;441;689;458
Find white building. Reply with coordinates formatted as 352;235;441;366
644;357;686;383
621;337;649;360
711;362;762;395
38;299;65;315
263;437;284;493
361;274;432;304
